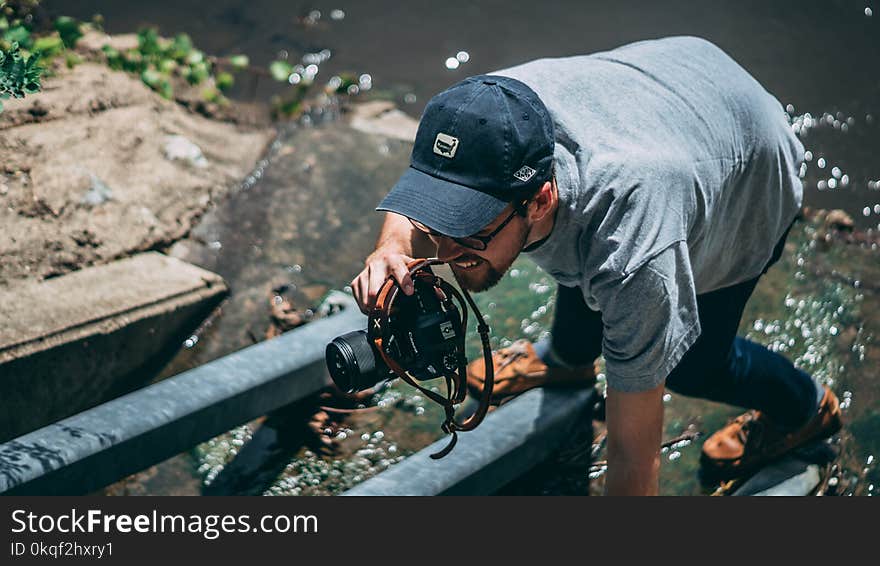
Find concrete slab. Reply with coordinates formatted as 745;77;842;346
0;252;228;441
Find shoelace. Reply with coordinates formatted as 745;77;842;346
496;342;531;371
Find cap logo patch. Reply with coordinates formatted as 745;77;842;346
433;132;459;158
513;165;537;182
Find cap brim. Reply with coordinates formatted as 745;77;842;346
376;167;509;238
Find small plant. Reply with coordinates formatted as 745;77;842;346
0;40;42;111
1;2;82;81
215;71;233;91
1;0;44;53
269;60;293;82
228;54;248;70
102;27;245;102
271;83;309;119
54;15;81;48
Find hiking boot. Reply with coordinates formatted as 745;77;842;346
466;339;597;404
700;385;842;480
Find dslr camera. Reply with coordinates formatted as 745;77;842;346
325;265;466;393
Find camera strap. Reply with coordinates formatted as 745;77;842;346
370;258;495;459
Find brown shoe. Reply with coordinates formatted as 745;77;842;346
466;339;597;404
700;385;843;480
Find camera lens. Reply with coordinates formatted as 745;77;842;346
325;330;379;392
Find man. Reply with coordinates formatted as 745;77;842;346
351;36;841;495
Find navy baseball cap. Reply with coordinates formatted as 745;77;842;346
376;75;555;238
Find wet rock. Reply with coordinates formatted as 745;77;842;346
75;29;140;56
80;174;113;206
17;196;60;218
27;100;49;120
347;100;419;142
806;208;879;249
300;283;329;303
163;135;208;168
0;58;274;286
307;410;336;454
265;284;312;338
824;209;854;231
70;229;102;248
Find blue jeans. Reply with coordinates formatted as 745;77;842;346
547;221;821;429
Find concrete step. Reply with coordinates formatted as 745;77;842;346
0;252;228;442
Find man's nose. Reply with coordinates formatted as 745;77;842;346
435;236;464;261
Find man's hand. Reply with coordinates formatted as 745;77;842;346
352;212;435;314
351;245;416;314
604;381;665;496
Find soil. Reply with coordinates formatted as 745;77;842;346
0;31;276;287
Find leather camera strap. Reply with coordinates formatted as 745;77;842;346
370;258;495;459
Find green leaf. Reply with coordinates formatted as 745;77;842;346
269;60;292;82
54;16;83;49
137;27;160;55
228;54;248;70
334;73;359;94
65;51;82;69
185;49;204;65
201;86;221;103
0;40;43;103
169;33;193;61
157;79;173;99
121;49;145;73
32;35;64;58
215;71;233;91
187;60;209;84
141;68;161;87
102;45;122;70
158;58;177;74
3;25;30;49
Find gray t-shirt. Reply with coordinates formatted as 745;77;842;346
494;36;805;392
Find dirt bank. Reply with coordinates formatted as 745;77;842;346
0;32;276;287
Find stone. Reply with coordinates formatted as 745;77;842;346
0;252;228;442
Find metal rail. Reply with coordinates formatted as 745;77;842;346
0;292;365;495
0;284;818;497
343;387;597;496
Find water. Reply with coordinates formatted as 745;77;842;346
50;0;880;226
43;1;879;494
166;213;880;496
464;222;878;495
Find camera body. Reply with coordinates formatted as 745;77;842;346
326;267;466;393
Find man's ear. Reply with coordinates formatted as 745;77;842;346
529;179;556;222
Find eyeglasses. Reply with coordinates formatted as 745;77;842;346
409;200;529;251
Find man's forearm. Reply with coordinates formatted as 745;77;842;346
375;212;435;257
604;381;665;496
605;450;661;496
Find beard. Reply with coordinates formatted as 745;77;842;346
452;260;506;292
450;222;531;292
